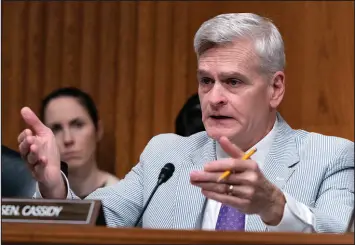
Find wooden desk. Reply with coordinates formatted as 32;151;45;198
2;223;354;244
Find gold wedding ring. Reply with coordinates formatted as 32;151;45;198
227;185;234;195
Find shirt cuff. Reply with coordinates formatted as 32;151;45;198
33;171;72;199
265;192;315;232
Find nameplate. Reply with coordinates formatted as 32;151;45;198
1;198;104;225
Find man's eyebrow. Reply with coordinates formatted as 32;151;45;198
218;71;247;78
197;70;247;79
197;69;209;76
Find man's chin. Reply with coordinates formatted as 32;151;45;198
206;129;234;141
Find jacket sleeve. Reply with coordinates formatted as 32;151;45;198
266;140;354;233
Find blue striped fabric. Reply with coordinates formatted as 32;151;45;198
35;112;354;233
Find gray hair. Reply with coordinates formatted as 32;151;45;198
193;13;285;74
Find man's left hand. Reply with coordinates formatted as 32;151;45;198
190;136;286;226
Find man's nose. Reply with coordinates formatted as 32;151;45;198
208;83;227;108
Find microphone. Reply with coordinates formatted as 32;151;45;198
134;163;175;227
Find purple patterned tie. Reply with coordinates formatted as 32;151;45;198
215;204;245;231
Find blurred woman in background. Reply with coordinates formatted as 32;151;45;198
40;87;119;199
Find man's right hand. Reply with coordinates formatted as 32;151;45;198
17;107;66;199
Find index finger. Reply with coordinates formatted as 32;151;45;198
204;158;253;172
218;136;244;159
21;107;48;135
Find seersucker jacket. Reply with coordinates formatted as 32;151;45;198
35;113;354;233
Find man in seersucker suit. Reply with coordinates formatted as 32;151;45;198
17;13;353;233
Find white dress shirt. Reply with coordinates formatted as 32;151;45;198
201;119;315;232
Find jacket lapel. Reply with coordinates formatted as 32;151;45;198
245;114;300;231
172;135;216;229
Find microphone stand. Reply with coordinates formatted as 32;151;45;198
133;163;175;227
134;181;162;227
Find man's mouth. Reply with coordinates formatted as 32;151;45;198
210;115;233;120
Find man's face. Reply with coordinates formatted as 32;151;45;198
197;40;284;149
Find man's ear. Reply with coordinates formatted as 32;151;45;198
269;71;285;109
96;120;104;142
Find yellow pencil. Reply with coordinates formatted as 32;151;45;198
217;148;257;182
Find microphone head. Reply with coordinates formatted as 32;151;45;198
158;163;175;184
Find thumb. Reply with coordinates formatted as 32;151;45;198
21;107;48;135
218;136;244;159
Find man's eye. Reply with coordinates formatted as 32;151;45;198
200;77;213;85
228;79;243;86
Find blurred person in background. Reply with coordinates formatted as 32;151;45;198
40;87;119;198
175;93;205;136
